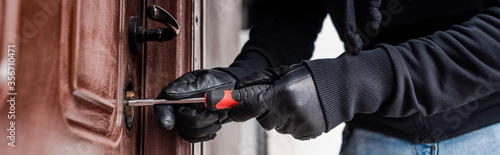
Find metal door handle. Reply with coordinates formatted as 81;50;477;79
129;5;180;54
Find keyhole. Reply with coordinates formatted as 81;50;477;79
123;79;135;131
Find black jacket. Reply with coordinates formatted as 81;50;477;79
222;0;500;143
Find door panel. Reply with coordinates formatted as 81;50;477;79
66;0;124;137
1;0;202;154
0;0;143;154
60;0;143;153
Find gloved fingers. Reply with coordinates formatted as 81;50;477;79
367;0;382;31
160;69;236;100
256;111;280;131
158;71;199;100
294;132;323;141
177;123;221;142
154;104;175;130
228;89;270;122
234;68;281;89
179;133;217;143
257;105;324;141
174;104;219;129
220;118;233;124
215;109;231;124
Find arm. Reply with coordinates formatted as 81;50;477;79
306;3;500;130
154;0;327;142
220;0;327;79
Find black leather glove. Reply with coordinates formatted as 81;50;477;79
154;69;236;142
228;63;326;140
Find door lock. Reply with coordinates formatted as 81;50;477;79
129;5;180;54
123;79;135;131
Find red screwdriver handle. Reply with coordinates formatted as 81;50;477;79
204;85;269;111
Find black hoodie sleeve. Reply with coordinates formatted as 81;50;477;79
219;0;327;79
305;5;500;131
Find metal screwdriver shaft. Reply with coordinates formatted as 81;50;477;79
125;85;269;111
126;98;205;107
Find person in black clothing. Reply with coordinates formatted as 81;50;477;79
155;0;500;153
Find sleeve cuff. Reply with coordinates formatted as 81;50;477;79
304;46;395;131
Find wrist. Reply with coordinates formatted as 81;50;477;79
304;47;395;131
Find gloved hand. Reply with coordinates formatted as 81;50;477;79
228;63;326;140
154;69;236;142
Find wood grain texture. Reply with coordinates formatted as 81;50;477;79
0;0;142;154
0;0;4;40
0;0;201;154
142;0;202;154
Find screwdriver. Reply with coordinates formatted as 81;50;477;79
126;85;269;111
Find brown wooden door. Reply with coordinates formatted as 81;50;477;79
140;0;203;154
0;0;200;154
140;0;202;154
